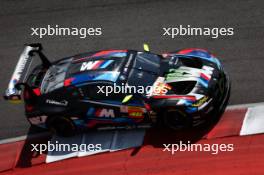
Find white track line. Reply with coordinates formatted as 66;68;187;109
0;132;50;145
227;102;264;110
1;102;264;145
240;105;264;135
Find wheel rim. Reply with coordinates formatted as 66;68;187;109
164;110;190;129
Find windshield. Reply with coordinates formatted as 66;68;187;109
133;52;160;74
126;52;161;96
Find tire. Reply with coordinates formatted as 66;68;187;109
163;108;191;130
208;74;231;124
47;116;76;137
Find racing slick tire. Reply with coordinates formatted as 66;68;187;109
162;108;192;130
201;72;231;127
47;116;76;137
210;75;231;123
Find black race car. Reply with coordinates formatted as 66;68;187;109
4;43;230;136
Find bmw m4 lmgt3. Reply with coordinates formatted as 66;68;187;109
4;43;230;136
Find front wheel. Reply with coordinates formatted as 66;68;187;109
162;108;192;130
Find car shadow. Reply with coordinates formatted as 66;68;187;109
14;110;223;168
15;126;51;168
130;111;224;156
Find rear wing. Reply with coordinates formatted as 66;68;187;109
3;43;51;102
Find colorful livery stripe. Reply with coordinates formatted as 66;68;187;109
92;50;127;57
100;60;114;68
74;50;127;62
200;73;211;81
152;95;197;101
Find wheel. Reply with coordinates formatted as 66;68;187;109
163;108;191;130
47;116;76;137
206;73;231;125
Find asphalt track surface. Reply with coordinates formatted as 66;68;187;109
0;0;264;139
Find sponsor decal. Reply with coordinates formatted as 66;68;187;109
154;82;172;95
129;111;143;118
148;77;172;96
80;61;101;71
192;96;209;107
80;60;114;71
46;99;68;106
165;66;214;88
6;47;32;96
87;107;115;118
120;106;146;118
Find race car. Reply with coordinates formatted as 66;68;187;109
4;43;230;136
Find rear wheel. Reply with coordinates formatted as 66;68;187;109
47;116;76;137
